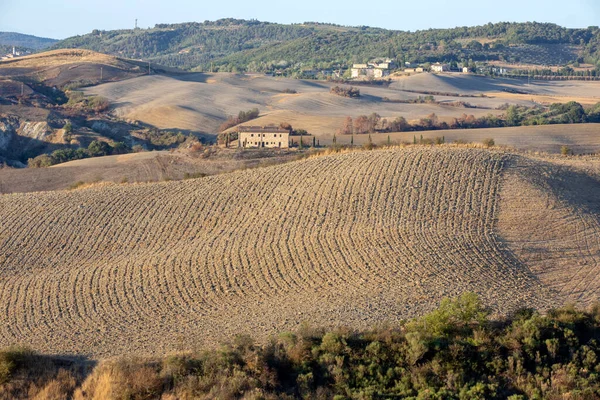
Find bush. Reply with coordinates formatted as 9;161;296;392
4;299;600;398
561;145;572;155
28;154;54;168
0;346;34;384
63;121;73;134
330;86;360;98
183;172;207;179
482;138;495;147
87;140;112;157
87;96;110;112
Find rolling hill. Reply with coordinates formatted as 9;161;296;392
0;32;57;50
51;20;600;72
84;70;600;152
0;49;158;88
1;146;598;357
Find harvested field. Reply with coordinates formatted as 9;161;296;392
0;49;158;88
0;148;300;194
1;147;583;357
497;155;600;305
327;124;600;154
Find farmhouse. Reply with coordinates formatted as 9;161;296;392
238;126;290;148
351;58;397;79
431;63;450;72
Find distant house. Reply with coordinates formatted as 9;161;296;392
491;67;508;75
351;58;396;79
405;67;425;73
431;63;450;72
238;126;290;148
463;67;470;74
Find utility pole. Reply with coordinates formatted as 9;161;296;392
148;62;151;75
100;66;103;81
21;83;24;96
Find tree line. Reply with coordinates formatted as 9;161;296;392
51;20;600;75
336;101;600;136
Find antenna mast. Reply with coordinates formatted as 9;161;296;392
135;19;138;29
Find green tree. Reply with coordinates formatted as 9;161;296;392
505;105;521;126
87;140;112;157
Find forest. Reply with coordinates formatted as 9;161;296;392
51;20;600;74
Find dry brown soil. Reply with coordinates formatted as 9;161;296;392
3;147;595;357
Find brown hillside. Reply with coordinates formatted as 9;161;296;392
0;49;150;88
2;147;591;357
0;148;300;194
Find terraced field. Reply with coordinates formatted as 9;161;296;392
0;147;590;357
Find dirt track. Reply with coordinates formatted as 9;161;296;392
2;147;585;357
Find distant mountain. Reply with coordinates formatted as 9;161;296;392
0;32;58;50
51;20;600;73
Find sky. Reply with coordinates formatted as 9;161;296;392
1;0;599;39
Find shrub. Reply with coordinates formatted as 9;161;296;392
330;86;360;98
87;140;112;157
28;154;54;168
561;145;572;155
87;96;110;112
4;299;600;398
68;181;86;190
482;138;495;147
63;121;73;134
0;346;34;384
183;172;207;179
111;142;131;155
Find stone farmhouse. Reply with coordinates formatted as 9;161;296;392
431;62;450;72
238;126;290;148
351;58;397;79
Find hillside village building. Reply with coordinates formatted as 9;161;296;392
351;58;396;79
238;126;290;148
431;63;450;72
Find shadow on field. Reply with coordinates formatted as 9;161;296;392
433;74;531;92
1;349;97;398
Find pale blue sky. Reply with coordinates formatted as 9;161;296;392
1;0;599;39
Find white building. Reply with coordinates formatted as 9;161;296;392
238;126;290;148
351;58;396;79
431;63;450;72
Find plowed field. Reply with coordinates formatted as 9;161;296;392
1;147;596;357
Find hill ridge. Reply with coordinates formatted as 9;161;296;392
50;20;600;72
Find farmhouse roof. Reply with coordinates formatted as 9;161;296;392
238;126;290;133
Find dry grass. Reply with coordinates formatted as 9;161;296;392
0;147;579;357
0;49;123;69
0;148;300;194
